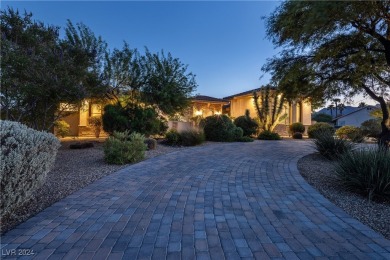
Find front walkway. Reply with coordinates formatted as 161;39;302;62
1;141;389;259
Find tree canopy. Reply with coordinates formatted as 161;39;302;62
1;8;197;131
263;1;390;145
1;8;95;130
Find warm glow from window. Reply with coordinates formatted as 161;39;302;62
195;110;203;116
215;111;222;115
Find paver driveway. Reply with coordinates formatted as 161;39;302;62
1;140;390;259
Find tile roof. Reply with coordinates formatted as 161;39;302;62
192;95;230;104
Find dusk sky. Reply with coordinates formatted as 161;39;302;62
2;1;374;106
3;1;282;99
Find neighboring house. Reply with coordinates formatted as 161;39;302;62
223;88;312;135
315;106;362;119
333;105;377;127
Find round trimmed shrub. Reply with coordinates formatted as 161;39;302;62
232;127;244;140
179;130;205;146
200;115;239;142
335;126;364;143
144;138;157;150
292;132;303;139
1;120;60;219
308;122;334;139
258;130;281;140
289;122;305;134
361;119;381;139
236;136;255;142
165;130;181;145
233;110;258;137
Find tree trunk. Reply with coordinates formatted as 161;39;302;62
361;85;390;147
378;100;390;147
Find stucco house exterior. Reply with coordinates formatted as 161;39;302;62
168;95;229;132
58;88;312;137
224;88;312;135
333;105;377;127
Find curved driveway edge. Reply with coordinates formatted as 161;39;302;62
1;140;389;259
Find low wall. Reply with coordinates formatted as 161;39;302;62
168;121;195;133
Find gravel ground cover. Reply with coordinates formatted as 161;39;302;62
0;139;188;234
298;153;390;239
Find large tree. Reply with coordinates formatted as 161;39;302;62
0;9;104;130
263;1;390;146
140;48;197;116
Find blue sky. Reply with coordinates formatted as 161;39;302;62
2;1;281;98
2;1;375;107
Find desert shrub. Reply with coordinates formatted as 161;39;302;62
180;130;205;146
144;138;157;150
258;130;281;140
361;119;381;139
233;110;258;137
292;132;303;139
54;120;70;138
88;116;102;128
0;120;60;218
236;136;255;142
102;103;168;136
312;130;355;160
307;122;334;138
335;147;390;200
200;115;240;142
69;142;94;149
335;126;364;143
289;122;305;134
165;130;181;145
312;113;333;123
104;131;146;164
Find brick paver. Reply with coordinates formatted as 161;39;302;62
1;140;390;259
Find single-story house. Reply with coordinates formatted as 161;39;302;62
59;87;312;137
333;105;377;127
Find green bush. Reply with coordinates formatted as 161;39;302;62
102;104;129;135
312;113;333;123
233;110;258;137
102;103;168;137
104;131;146;164
335;147;390;200
289;122;305;134
236;136;255;142
308;122;334;138
55;120;70;138
312;130;355;160
258;130;281;140
200;115;240;142
165;130;181;145
335;125;364;143
144;138;157;150
179;130;205;146
292;132;303;139
1;120;60;219
361;119;381;139
232;127;244;140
